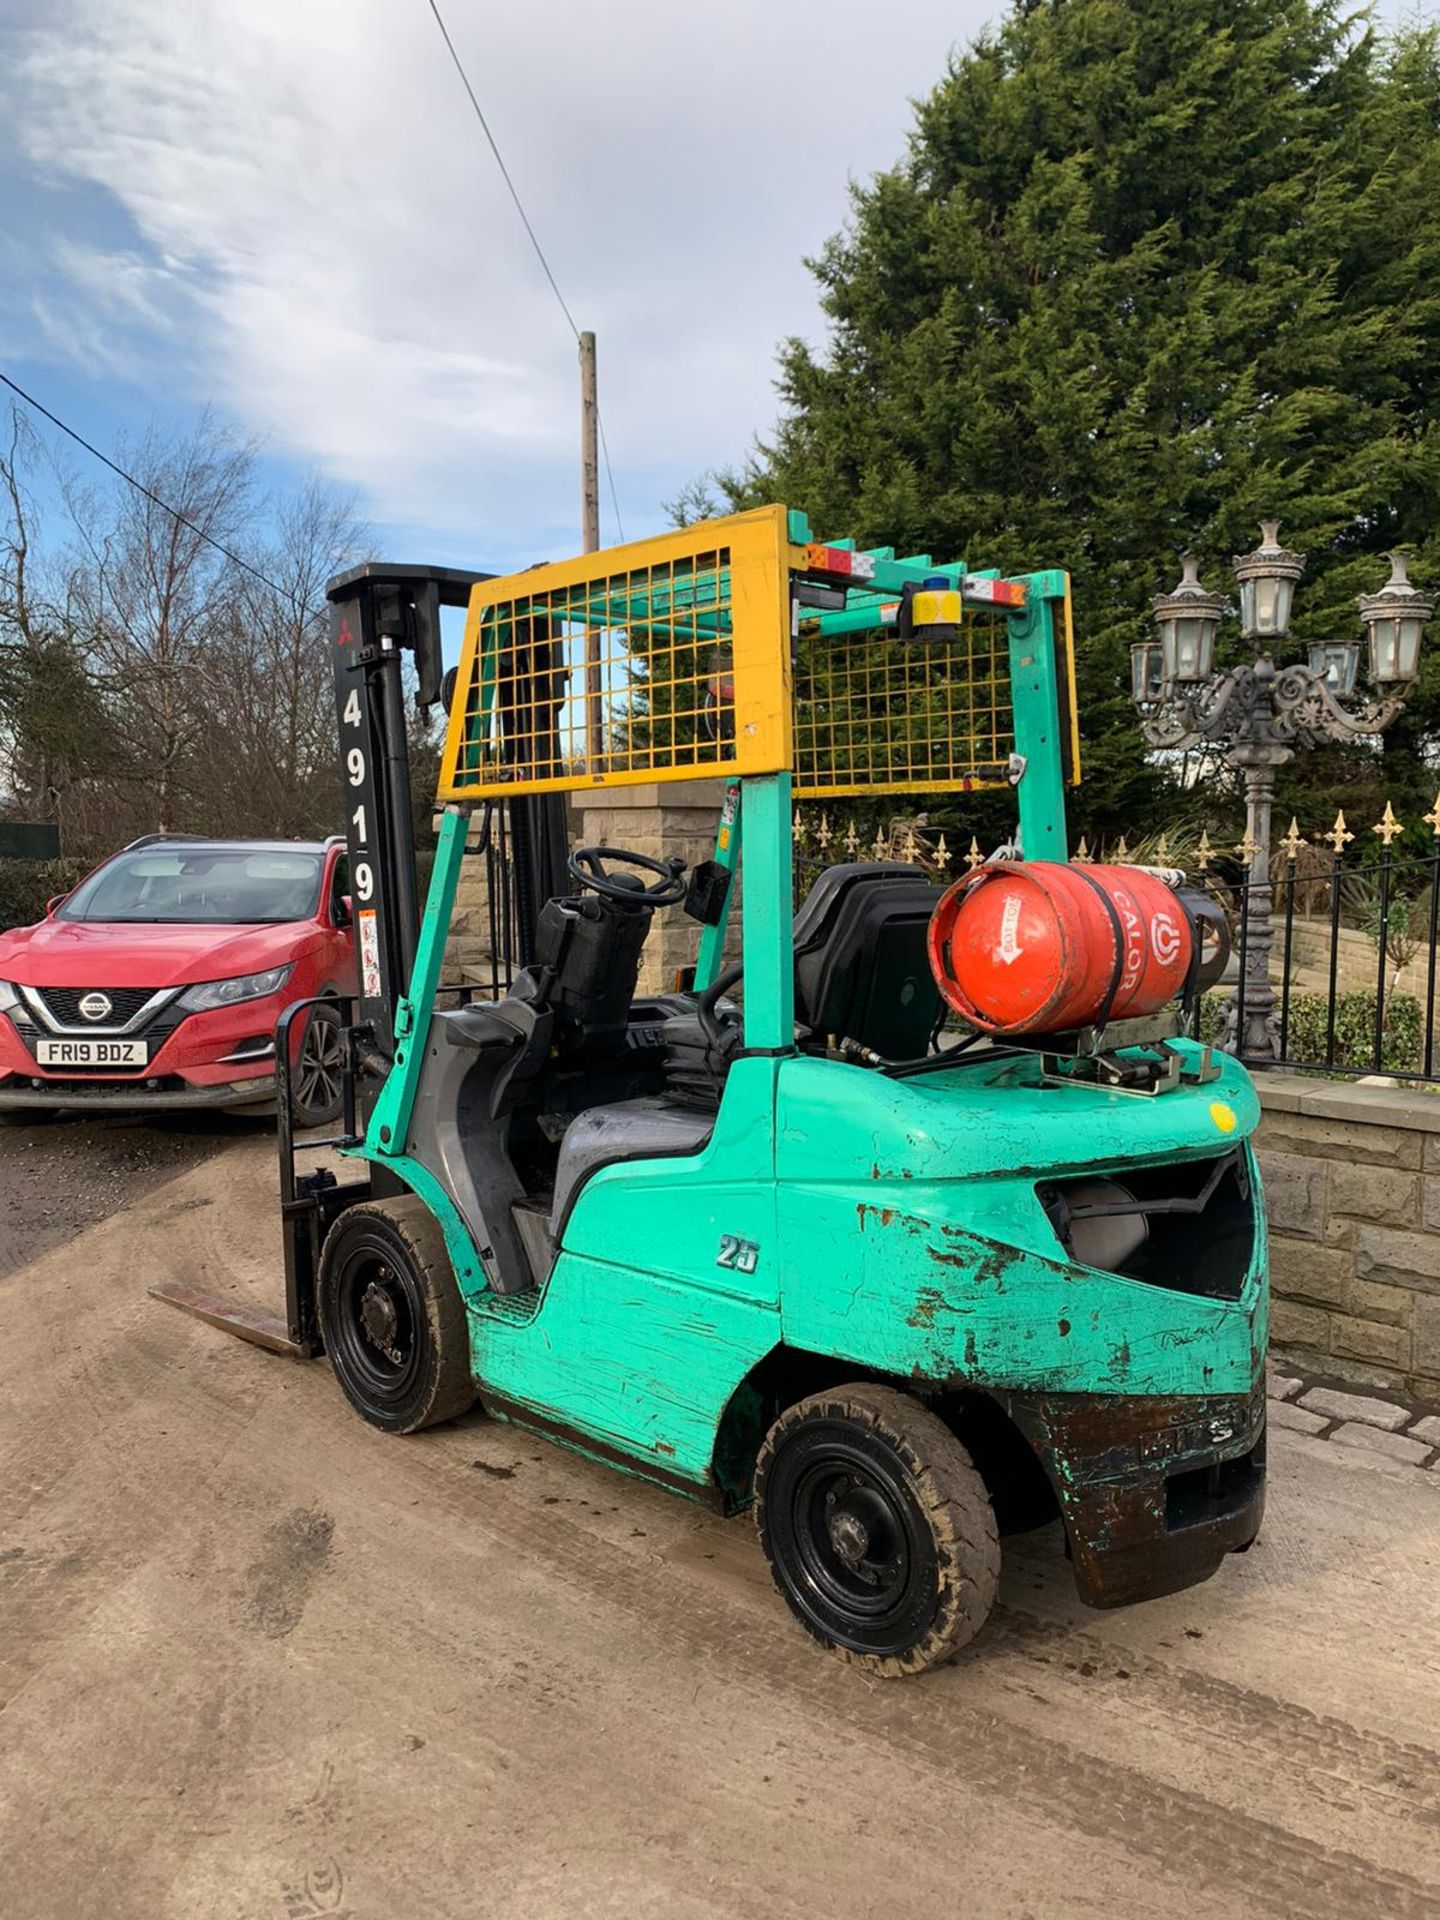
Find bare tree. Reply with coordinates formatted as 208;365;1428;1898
2;408;367;860
0;408;110;842
67;416;253;833
199;481;364;836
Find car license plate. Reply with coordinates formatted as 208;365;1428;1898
35;1039;148;1068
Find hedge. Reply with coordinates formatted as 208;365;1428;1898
1199;989;1426;1074
0;858;95;937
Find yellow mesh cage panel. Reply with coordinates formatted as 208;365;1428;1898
438;507;1070;803
791;604;1015;800
438;506;792;800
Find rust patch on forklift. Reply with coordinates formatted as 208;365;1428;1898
993;1385;1266;1608
907;1286;950;1330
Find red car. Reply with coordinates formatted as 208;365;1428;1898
0;835;356;1125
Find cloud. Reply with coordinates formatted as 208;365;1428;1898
3;0;991;564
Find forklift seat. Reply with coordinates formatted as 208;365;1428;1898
550;1097;716;1241
791;862;943;1060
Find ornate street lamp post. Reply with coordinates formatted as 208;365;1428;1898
1132;525;1433;1058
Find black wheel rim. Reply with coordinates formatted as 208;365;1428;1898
296;1013;343;1117
767;1429;940;1658
327;1240;423;1404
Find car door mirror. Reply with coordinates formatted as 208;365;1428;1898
333;893;353;929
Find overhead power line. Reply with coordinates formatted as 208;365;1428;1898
422;0;627;542
0;369;315;617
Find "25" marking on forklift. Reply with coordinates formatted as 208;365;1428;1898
716;1235;760;1275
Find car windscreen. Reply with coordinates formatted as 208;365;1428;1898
58;849;325;925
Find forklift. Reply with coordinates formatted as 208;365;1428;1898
155;505;1267;1677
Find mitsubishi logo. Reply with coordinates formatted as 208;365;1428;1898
78;992;112;1022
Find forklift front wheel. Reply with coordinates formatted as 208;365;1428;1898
754;1385;1000;1678
318;1198;476;1434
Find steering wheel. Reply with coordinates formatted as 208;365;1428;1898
567;843;688;907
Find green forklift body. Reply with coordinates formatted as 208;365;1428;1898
336;506;1266;1615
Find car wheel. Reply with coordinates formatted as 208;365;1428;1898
290;1001;345;1128
318;1197;476;1433
754;1383;1000;1677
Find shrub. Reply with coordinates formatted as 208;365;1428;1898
0;857;94;936
1283;989;1424;1073
1197;988;1425;1073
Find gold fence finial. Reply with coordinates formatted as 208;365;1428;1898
1326;809;1355;856
1426;793;1440;838
1195;830;1213;871
902;825;919;863
1074;834;1090;862
1114;834;1130;862
1278;817;1304;862
871;826;887;860
792;811;806;848
1237;827;1260;865
1154;831;1170;863
934;833;951;871
844;821;859;856
966;835;984;869
817;812;833;852
1373;800;1404;848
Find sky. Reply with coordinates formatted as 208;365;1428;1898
0;0;995;577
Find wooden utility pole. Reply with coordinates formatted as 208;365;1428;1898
580;330;602;765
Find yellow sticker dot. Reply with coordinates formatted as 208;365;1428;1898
1209;1101;1237;1134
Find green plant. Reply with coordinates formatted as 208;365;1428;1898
714;3;1440;844
0;857;94;935
1199;987;1425;1073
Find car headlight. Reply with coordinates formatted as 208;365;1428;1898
178;965;293;1013
0;980;18;1014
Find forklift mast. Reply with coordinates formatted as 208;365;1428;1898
323;561;568;1077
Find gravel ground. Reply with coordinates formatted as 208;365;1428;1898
2;1135;1439;1920
0;1110;262;1280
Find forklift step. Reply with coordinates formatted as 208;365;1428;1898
148;1283;311;1358
510;1200;554;1290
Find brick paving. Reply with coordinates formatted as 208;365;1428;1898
1269;1361;1440;1474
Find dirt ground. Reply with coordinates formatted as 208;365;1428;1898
3;1132;1440;1920
0;1109;249;1280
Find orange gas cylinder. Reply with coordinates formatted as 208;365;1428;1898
926;861;1196;1036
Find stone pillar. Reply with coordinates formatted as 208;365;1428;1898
439;783;740;993
573;778;736;994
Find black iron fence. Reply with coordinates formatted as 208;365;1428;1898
450;794;1440;1087
1197;816;1440;1083
793;801;1440;1086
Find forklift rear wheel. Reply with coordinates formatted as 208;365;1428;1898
754;1384;1000;1677
290;1002;346;1128
318;1198;476;1434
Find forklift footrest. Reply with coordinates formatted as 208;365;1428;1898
148;1283;315;1359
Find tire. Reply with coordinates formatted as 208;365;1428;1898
290;1001;345;1128
317;1197;476;1434
753;1383;1000;1677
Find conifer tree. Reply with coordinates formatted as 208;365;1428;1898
724;3;1440;843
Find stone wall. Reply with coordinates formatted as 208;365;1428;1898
1257;1076;1440;1402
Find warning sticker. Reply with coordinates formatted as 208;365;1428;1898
358;908;382;1000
